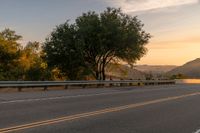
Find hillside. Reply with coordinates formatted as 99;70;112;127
106;64;146;80
167;58;200;78
135;65;177;74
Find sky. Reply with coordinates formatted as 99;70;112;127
0;0;200;66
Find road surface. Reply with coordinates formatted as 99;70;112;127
1;84;200;133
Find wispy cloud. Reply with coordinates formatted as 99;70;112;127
105;0;199;12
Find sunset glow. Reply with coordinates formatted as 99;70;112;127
0;0;199;65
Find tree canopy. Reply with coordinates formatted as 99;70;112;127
44;7;151;80
0;29;50;80
0;29;22;80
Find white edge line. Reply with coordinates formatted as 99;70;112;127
194;128;200;133
0;88;168;105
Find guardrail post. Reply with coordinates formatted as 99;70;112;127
129;79;133;86
82;84;86;88
64;85;68;89
120;79;123;86
18;87;22;92
110;78;113;87
44;86;48;91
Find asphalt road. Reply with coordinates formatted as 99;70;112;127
1;84;200;133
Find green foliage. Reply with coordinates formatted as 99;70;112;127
0;29;22;80
43;22;86;80
19;41;52;80
145;73;154;80
44;7;151;80
0;29;51;81
170;73;187;79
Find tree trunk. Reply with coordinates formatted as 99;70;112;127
95;71;99;80
102;60;106;80
102;68;106;80
99;71;102;80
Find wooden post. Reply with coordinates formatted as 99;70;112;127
44;86;48;91
64;85;68;89
129;79;133;86
18;87;22;92
120;79;123;86
110;77;113;87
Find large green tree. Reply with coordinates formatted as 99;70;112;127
44;23;87;80
44;8;151;80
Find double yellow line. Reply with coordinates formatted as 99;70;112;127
1;92;200;133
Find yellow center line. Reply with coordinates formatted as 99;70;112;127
1;92;200;133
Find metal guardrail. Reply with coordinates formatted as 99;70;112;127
0;80;175;92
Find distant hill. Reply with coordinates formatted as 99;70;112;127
134;65;177;74
167;58;200;78
106;64;146;80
